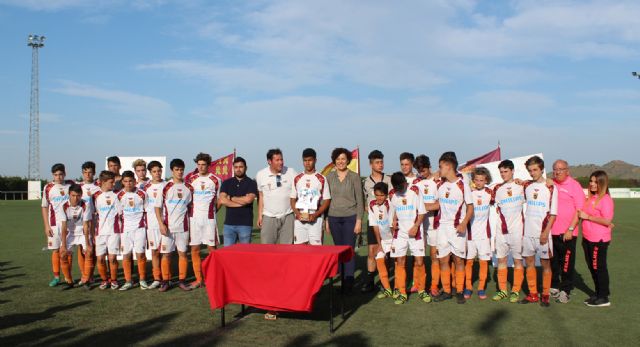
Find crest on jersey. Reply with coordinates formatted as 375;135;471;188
60;189;65;196
306;179;311;188
177;189;183;199
402;198;407;205
200;182;205;191
378;213;383;220
424;187;429;195
73;213;79;221
128;198;134;207
445;188;450;198
153;191;157;198
533;189;539;200
106;198;112;205
477;198;482;206
507;187;513;197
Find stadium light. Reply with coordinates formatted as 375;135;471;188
633;72;640;79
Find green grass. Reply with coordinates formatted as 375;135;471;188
1;200;639;346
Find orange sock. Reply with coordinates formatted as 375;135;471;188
498;267;508;291
77;250;86;279
513;267;524;292
97;259;108;281
526;267;537;294
450;263;456;289
161;257;171;281
191;251;202;283
123;258;132;282
478;260;488;290
61;253;72;283
465;260;474;290
375;258;390;290
413;263;426;292
52;251;60;277
110;259;119;282
542;270;552;296
137;256;147;281
456;265;465;293
441;267;451;294
394;264;407;294
83;254;95;282
178;256;188;281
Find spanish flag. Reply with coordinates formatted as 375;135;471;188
320;148;359;176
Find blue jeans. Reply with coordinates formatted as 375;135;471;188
328;215;357;279
223;225;253;247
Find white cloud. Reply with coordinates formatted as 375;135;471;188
470;90;556;110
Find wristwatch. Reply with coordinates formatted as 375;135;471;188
568;226;575;232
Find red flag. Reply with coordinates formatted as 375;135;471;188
186;151;236;181
461;146;501;170
320;148;359;176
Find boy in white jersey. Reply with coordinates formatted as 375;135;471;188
155;158;194;292
59;184;92;289
491;160;526;303
290;148;331;246
388;172;427;305
78;161;99;286
41;163;72;287
117;171;148;290
186;153;222;289
368;182;394;299
433;153;473;304
520;156;557;307
400;152;417;185
93;171;123;290
143;160;165;289
132;159;150;190
464;167;493;300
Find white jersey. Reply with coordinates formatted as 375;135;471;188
412;176;438;231
186;173;222;219
493;181;525;235
469;187;493;241
290;172;331;213
368;199;392;240
155;181;193;233
389;186;426;239
117;189;147;232
143;181;165;229
79;181;100;212
435;177;473;228
92;190;122;235
42;181;73;227
524;180;558;237
136;178;150;191
61;201;92;237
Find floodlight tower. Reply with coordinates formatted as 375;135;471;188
633;72;640;80
27;34;45;179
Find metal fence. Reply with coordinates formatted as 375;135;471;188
0;191;28;200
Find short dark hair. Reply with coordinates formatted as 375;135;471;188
440;151;457;162
399;152;415;163
302;148;317;159
414;155;431;171
99;170;115;182
439;152;458;169
170;158;185;170
498;159;514;170
373;182;389;195
107;156;121;166
147;160;163;171
390;172;407;191
81;161;95;172
267;148;283;161
51;163;65;174
68;184;82;195
331;147;352;164
368;150;384;162
233;157;247;167
525;155;545;170
194;152;212;165
472;167;492;185
121;170;135;180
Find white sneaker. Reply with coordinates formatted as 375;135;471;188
139;280;149;290
550;288;560;298
119;282;133;291
148;280;161;289
99;281;109;290
110;281;120;290
556;290;570;304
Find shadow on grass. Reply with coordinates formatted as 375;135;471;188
0;300;92;330
0;284;22;292
476;308;509;346
284;331;371;347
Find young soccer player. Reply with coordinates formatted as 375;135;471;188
41;163;73;287
520;156;557;307
59;184;92;289
413;155;440;299
491;160;526;303
388;172;427;304
400;152;417;185
132;159;150;190
78;161;99;286
185;153;222;289
93;170;122;290
117;171;148;290
433;152;473;304
143;160;165;289
107;156;123;192
291;148;331;245
155;158;194;292
368;182;394;299
464;167;493;300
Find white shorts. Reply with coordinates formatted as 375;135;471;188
466;238;492;261
160;231;189;254
495;232;523;260
121;228;146;254
189;215;218;247
426;228;437;247
436;224;466;259
294;217;323;245
522;235;553;260
95;234;121;256
375;239;393;259
391;233;426;258
66;233;91;250
147;227;161;250
47;225;62;250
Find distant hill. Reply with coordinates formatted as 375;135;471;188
549;160;640;179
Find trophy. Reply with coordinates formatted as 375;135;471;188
295;188;320;223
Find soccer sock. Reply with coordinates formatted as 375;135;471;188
497;267;508;292
413;263;426;292
465;260;474;290
191;251;202;283
395;265;407;294
430;261;440;292
375;258;390;290
478;260;488;291
61;253;72;283
456;265;465;293
52;251;60;277
123;258;132;282
441;267;451;294
110;259;119;282
178;256;188;281
77;250;86;279
83;254;95;282
137;256;147;281
542;270;552;296
450;262;456;289
161;256;171;281
526;267;537;294
513;267;524;292
97;259;108;281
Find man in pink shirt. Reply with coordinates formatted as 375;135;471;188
550;159;585;303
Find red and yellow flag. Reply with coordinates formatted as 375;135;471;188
320;148;359;176
186;151;236;181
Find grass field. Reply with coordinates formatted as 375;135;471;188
1;200;639;346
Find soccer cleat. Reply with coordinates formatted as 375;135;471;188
119;282;133;291
492;290;509;301
158;282;170;292
519;293;539;304
139;280;149;290
549;288;560;298
394;293;408;305
433;292;452;302
148;280;161;290
361;281;375;293
478;290;487;300
509;292;520;303
61;281;75;291
377;288;393;299
392;289;401;299
418;291;432;303
540;294;551;307
178;281;192;291
110;281;120;290
189;281;202;290
586;297;610;307
99;281;109;290
49;277;60;287
456;293;466;304
463;289;472;299
556;291;570;304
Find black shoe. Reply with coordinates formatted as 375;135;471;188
456;293;466;304
586;297;610;307
361;281;375;293
61;282;75;291
434;292;452;302
583;296;597;304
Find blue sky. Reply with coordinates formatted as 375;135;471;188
1;0;639;178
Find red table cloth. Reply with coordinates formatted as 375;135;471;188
202;244;354;312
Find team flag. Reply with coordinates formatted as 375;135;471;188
186;151;236;181
460;145;501;172
320;147;360;176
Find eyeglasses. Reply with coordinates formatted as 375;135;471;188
553;168;568;172
276;175;282;188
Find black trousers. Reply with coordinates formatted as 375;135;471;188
551;235;577;293
582;239;610;299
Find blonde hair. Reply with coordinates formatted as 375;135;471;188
132;159;147;170
588;170;609;199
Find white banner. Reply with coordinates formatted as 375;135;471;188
105;156;167;175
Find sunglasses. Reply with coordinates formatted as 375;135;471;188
276;175;282;188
